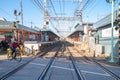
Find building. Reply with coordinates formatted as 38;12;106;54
0;20;39;43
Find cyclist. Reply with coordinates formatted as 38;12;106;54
10;39;20;59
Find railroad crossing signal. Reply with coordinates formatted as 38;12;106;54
114;19;119;30
13;21;19;28
13;20;19;41
13;21;17;28
118;3;120;65
13;22;16;28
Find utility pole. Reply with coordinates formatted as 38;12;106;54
20;0;24;43
97;13;99;21
43;0;47;42
31;20;33;29
106;0;115;62
79;0;82;26
110;0;115;62
43;0;47;29
79;0;82;42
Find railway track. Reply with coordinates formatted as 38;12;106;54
92;59;120;80
1;41;120;80
0;44;56;80
40;42;86;80
67;47;86;80
73;44;120;80
37;43;62;80
37;42;83;80
0;59;33;80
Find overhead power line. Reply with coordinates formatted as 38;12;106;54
0;7;14;19
59;0;62;16
82;0;90;10
49;0;57;16
33;0;44;12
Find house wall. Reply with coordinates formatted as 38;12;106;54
95;28;118;57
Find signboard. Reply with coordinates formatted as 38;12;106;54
102;27;118;37
6;32;12;36
0;25;9;27
0;34;5;41
0;34;5;38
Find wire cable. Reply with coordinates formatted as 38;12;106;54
33;0;44;13
0;7;14;19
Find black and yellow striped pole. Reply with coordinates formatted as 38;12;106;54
118;3;120;65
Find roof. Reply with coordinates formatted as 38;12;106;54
93;10;118;29
40;28;60;37
68;23;93;37
0;20;13;29
0;20;39;34
17;24;39;33
0;17;7;21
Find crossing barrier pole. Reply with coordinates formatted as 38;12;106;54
118;3;120;65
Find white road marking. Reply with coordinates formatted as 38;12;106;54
81;70;110;76
53;65;74;71
30;62;110;76
30;62;46;66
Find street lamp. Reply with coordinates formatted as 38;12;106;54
106;0;115;62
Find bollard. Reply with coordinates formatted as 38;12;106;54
31;45;34;55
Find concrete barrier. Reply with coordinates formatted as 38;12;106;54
24;41;39;54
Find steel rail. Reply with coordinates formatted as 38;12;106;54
75;47;120;80
67;47;86;80
74;46;120;80
0;59;33;80
37;44;57;57
0;44;56;80
93;59;120;80
37;44;62;80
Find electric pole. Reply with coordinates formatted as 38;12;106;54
79;0;82;26
43;0;47;42
20;0;24;43
31;20;33;29
43;0;47;29
106;0;115;62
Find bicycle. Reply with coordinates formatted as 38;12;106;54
7;47;22;62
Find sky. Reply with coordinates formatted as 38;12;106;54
0;0;120;37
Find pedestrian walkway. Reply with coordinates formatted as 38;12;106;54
0;51;30;60
0;51;7;60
